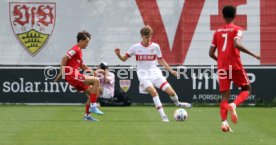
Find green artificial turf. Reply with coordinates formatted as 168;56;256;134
0;106;275;145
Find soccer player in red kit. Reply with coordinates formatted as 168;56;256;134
209;6;260;132
55;31;104;122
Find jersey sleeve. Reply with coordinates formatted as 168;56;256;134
126;45;135;57
211;31;217;47
66;47;79;59
234;28;243;40
156;44;162;59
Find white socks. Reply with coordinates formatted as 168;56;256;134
222;120;228;125
170;95;180;106
153;96;166;117
90;103;97;108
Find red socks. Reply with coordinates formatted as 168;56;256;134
89;94;97;103
85;94;98;114
220;100;228;121
234;91;250;106
85;104;90;114
220;91;249;121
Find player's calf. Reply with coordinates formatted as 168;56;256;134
228;103;238;124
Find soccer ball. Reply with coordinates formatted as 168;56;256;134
174;108;188;121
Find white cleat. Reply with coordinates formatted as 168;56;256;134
162;115;169;122
178;102;192;108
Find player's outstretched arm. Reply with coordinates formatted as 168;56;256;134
158;58;178;77
114;48;129;62
234;39;260;60
209;46;217;61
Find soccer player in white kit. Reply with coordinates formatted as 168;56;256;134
115;25;191;122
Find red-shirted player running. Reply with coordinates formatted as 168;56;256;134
55;31;104;122
209;6;260;132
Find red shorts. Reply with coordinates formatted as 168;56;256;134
65;73;89;92
218;69;250;92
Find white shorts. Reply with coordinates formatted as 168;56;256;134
139;77;171;94
100;88;113;99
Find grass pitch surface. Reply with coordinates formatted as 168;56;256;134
0;106;275;145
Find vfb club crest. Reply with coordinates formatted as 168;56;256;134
120;80;131;93
9;2;56;56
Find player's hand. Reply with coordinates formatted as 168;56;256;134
96;69;105;74
104;78;111;83
170;70;179;77
94;69;103;77
114;48;121;55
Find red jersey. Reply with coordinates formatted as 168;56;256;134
65;45;83;73
211;24;243;70
63;45;89;91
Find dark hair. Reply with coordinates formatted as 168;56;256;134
100;62;108;70
77;31;91;42
222;5;236;19
140;25;153;36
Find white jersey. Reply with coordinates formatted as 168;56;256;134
126;42;163;80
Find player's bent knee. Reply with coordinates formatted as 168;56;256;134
149;90;158;97
147;87;158;97
92;77;100;85
84;86;93;94
221;90;230;100
84;77;99;86
150;91;158;97
241;85;251;92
